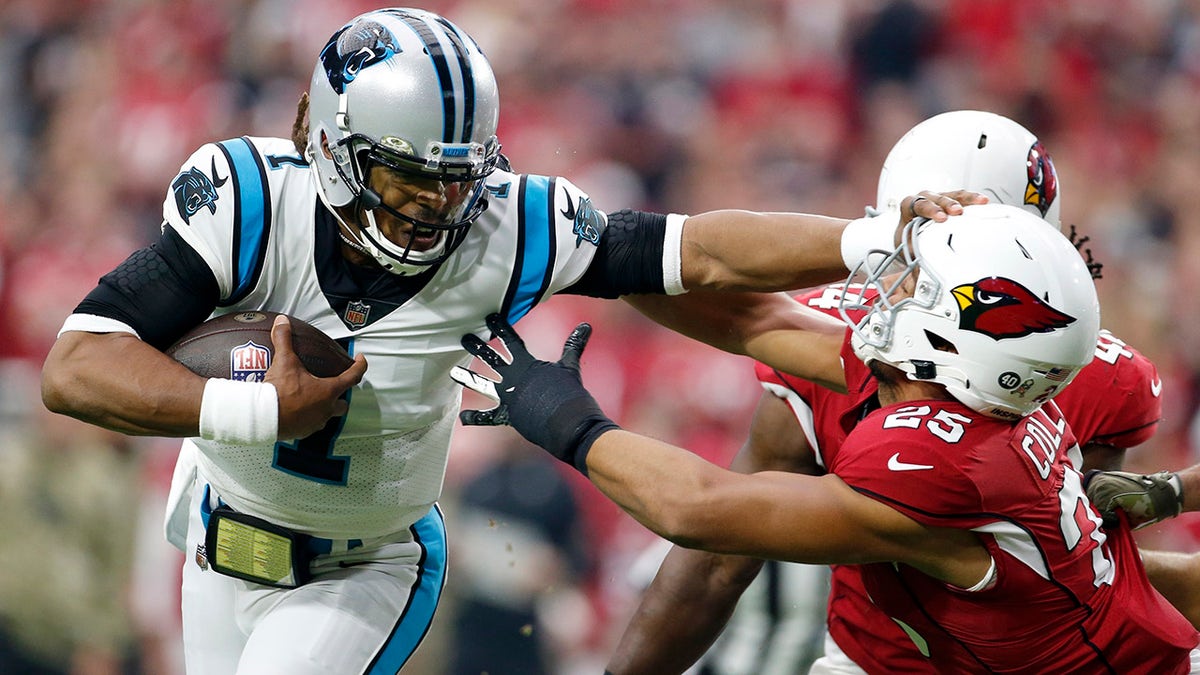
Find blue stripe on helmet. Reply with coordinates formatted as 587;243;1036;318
434;16;475;143
394;13;457;144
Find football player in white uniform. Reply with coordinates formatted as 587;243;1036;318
40;8;970;675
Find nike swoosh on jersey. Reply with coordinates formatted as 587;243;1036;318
887;452;935;472
1150;378;1163;397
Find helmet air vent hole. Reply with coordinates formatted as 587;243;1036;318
978;134;987;149
924;330;958;355
1015;239;1032;260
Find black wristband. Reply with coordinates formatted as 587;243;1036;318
542;395;618;475
571;415;620;476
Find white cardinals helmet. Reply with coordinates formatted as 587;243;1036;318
840;204;1098;419
876;110;1061;229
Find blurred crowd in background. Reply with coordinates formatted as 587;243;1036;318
3;0;1200;673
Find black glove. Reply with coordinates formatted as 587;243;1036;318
1083;469;1183;530
451;313;618;475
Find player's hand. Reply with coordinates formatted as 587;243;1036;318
267;315;367;439
900;189;988;227
1084;469;1183;530
451;313;618;474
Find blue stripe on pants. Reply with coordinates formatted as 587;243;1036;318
368;505;448;673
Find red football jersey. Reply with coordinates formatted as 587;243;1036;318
830;398;1195;672
751;284;1173;673
1053;329;1163;450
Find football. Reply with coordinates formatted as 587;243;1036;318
166;311;353;380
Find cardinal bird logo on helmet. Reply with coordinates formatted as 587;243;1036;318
951;277;1075;339
1025;141;1058;218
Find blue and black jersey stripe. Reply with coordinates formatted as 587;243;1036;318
215;137;272;305
502;175;557;325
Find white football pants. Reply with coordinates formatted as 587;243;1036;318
180;483;446;674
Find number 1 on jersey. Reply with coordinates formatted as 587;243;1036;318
272;337;354;485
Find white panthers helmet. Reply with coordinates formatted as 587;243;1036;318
840;204;1099;420
876;110;1061;229
307;8;501;274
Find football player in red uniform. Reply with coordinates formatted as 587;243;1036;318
608;110;1172;675
455;203;1200;673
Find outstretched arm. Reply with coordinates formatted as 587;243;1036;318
453;315;990;587
624;291;848;393
675;191;976;292
606;391;824;675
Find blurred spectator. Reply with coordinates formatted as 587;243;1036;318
0;364;142;675
445;434;593;675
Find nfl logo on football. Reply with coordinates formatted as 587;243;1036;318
230;341;270;381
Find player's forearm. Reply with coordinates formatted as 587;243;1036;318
625;291;848;390
677;193;977;292
608;546;764;675
585;430;744;550
1142;550;1200;629
679;211;850;292
42;331;205;436
1179;465;1200;512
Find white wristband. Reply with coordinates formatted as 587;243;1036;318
840;212;898;273
198;378;279;445
662;213;687;295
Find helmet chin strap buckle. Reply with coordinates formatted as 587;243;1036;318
911;360;937;380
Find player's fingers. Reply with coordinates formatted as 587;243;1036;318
560;323;592;370
330;398;349;417
461;333;508;370
939;188;988;208
270;315;297;361
450;366;500;403
485;313;527;355
459;406;508;427
902;191;952;223
334;353;368;388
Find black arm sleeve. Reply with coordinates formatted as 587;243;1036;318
560;209;668;298
74;226;220;350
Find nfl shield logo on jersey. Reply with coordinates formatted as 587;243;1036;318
230;341;271;381
345;300;371;329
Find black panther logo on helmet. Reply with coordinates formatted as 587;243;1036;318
320;20;401;95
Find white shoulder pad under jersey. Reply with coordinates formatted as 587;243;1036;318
160;141;611;539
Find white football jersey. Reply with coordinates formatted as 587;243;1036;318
158;136;610;539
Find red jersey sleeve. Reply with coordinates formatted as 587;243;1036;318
1053;329;1162;449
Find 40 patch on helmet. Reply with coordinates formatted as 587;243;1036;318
166;311;352;380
